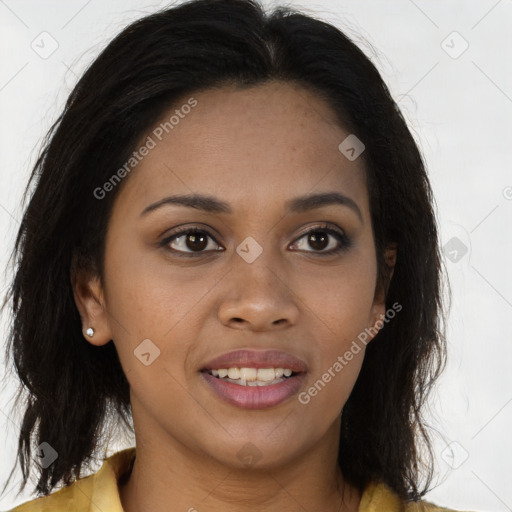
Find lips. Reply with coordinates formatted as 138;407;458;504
199;349;308;409
200;349;308;373
201;371;306;409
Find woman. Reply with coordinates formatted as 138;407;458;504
1;0;470;510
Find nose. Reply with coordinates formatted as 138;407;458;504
217;249;300;332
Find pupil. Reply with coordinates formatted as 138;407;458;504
309;231;328;251
187;233;208;251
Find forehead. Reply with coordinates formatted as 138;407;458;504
115;80;368;217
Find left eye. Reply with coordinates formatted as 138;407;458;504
291;227;350;255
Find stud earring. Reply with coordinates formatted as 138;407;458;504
85;327;95;337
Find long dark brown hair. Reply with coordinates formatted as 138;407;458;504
1;0;446;502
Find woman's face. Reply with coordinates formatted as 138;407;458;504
76;80;391;469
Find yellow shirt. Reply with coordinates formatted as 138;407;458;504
7;447;470;512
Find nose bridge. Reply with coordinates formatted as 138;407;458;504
232;233;283;297
218;234;299;329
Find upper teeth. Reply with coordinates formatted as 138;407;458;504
210;367;293;381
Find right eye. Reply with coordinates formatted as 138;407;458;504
160;227;224;257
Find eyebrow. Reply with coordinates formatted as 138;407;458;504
140;191;363;222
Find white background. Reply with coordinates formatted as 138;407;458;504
0;0;511;510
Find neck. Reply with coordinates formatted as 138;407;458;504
119;405;360;512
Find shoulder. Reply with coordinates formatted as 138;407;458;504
5;447;136;512
6;479;92;512
361;481;477;512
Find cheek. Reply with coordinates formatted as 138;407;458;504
298;246;377;406
306;254;378;340
103;234;216;336
296;338;365;434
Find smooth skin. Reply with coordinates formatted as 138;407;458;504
72;80;396;512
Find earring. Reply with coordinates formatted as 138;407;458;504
85;327;95;337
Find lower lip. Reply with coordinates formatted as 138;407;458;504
200;371;306;409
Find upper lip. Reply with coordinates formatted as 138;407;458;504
201;349;308;373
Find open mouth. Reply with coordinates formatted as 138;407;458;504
201;367;301;387
199;365;307;409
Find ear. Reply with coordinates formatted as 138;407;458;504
368;243;398;337
70;254;113;346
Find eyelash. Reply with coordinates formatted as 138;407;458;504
158;223;351;258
